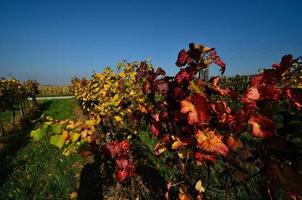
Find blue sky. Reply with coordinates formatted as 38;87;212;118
0;0;301;85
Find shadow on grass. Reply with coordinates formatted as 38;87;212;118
78;152;103;200
76;148;168;200
0;103;45;188
39;99;53;112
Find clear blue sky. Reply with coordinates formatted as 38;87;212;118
0;0;301;85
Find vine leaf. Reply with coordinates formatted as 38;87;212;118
248;114;276;138
180;94;209;125
30;128;45;141
50;124;62;134
50;134;65;148
195;129;228;156
195;180;205;193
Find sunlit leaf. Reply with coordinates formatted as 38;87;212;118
30;128;45;141
50;134;65;148
195;180;205;193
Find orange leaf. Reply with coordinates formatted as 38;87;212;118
211;101;231;114
241;86;260;103
226;136;241;150
179;193;193;200
180;94;209;125
248;114;276;138
195;129;228;156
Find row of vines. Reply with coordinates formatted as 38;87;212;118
38;85;71;97
31;43;302;199
0;78;39;135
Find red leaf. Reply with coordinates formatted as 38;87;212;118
272;63;281;69
210;76;220;88
180;94;209;125
116;158;129;169
241;86;260;103
248;114;276;138
250;74;264;87
278;54;293;74
150;123;161;137
210;76;237;98
105;140;130;157
285;88;302;110
116;169;129;182
119;140;130;152
258;84;281;101
155;67;166;76
176;50;192;67
151;113;160;122
211;101;231;114
209;51;226;75
242;85;281;103
172;86;187;100
175;66;197;84
155;80;169;94
194;152;216;164
143;80;151;94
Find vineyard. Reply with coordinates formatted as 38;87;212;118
0;43;302;200
0;79;39;135
38;85;72;97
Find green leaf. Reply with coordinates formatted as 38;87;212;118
41;123;49;131
30;128;44;141
50;124;62;134
50;134;65;148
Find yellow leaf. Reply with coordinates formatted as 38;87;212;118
195;180;205;193
63;130;69;141
114;115;122;122
179;184;188;194
81;130;88;137
93;87;100;93
85;120;94;127
154;142;167;156
177;149;192;159
112;94;120;102
129;90;135;96
45;121;53;125
119;72;126;79
71;133;81;142
63;149;71;156
172;137;187;150
69;191;78;199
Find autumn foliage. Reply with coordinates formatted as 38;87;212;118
32;43;302;199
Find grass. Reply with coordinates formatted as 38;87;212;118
0;110;13;124
40;99;79;120
0;99;85;200
0;138;84;200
